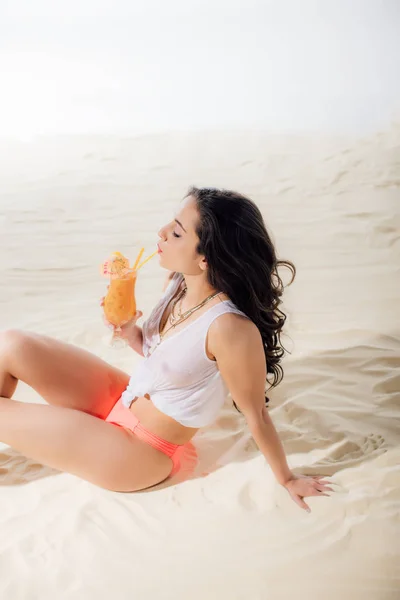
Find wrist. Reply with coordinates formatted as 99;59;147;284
128;324;142;341
278;471;295;487
120;322;140;340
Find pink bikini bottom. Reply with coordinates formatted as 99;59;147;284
104;397;184;477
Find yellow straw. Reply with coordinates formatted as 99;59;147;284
136;250;158;271
132;247;145;271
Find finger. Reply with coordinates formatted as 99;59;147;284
313;483;333;493
312;477;332;484
312;486;331;496
291;493;311;513
300;499;311;512
314;482;334;491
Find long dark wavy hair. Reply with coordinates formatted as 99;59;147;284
181;186;296;414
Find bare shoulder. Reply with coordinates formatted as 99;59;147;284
208;310;267;426
208;310;261;358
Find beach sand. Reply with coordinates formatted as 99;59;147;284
0;127;399;599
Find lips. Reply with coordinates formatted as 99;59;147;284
157;244;163;253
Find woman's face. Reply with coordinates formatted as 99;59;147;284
157;195;207;275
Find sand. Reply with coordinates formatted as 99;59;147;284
0;127;399;599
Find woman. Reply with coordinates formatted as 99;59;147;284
0;186;332;511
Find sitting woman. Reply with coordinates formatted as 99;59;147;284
0;186;332;512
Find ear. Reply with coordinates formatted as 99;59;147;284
199;257;207;271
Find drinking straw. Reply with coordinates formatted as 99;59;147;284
132;247;145;271
136;250;158;271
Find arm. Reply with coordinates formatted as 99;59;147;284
210;315;335;511
121;323;144;357
210;315;292;485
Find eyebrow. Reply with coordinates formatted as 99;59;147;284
174;218;187;233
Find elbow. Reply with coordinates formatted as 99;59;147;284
246;406;270;433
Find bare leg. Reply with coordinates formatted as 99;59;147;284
0;329;130;418
0;368;18;398
0;396;173;491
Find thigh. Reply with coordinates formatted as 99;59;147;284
1;396;173;491
1;329;130;419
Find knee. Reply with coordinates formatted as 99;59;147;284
0;329;27;357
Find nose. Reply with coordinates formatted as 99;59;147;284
158;224;167;240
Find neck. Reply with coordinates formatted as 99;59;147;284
180;273;220;308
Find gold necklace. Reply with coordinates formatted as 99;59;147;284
173;287;191;321
148;288;222;355
169;287;187;325
162;290;221;339
177;290;186;319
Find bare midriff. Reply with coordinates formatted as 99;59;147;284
128;395;200;445
127;284;230;446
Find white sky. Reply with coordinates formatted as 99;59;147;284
0;0;399;138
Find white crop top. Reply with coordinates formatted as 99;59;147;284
120;272;251;428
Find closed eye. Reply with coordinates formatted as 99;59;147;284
173;231;181;238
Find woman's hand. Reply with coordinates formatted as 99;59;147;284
282;473;334;513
